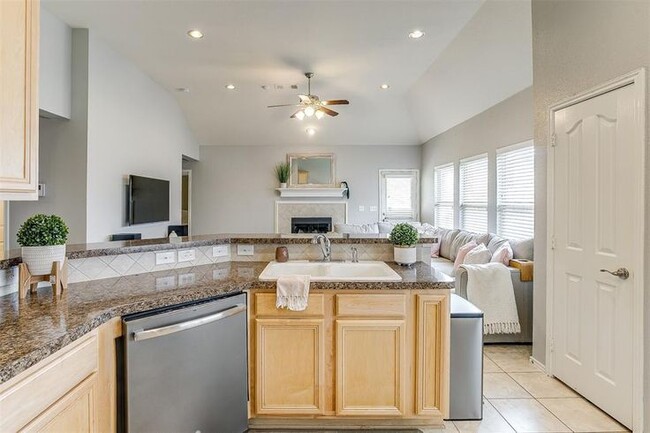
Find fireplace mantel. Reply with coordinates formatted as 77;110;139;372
275;187;347;198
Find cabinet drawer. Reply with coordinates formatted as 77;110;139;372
255;293;325;316
336;294;406;317
0;332;98;432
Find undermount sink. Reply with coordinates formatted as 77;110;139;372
258;260;402;282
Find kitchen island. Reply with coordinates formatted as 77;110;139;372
0;260;452;431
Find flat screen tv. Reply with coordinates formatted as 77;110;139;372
128;175;170;225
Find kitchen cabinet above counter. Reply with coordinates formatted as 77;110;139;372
0;261;452;385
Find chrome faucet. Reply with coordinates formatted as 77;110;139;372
312;234;331;262
351;247;359;263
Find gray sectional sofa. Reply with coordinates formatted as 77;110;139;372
431;228;533;344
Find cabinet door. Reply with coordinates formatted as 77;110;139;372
335;319;406;416
255;318;325;415
0;0;39;200
21;375;97;433
415;294;450;417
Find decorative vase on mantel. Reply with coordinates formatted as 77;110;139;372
280;182;287;189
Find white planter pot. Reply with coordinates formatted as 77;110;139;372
393;246;417;266
21;245;66;276
280;182;288;188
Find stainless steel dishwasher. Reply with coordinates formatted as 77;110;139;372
122;292;248;433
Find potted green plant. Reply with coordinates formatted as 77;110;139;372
16;214;69;275
275;162;290;188
389;223;419;266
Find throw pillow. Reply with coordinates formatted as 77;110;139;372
431;241;441;258
510;237;534;260
449;231;477;261
453;241;477;271
439;229;460;259
464;244;493;265
491;242;514;266
487;235;509;255
378;222;394;234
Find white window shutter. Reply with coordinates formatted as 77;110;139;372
497;143;534;239
434;164;454;229
459;154;488;233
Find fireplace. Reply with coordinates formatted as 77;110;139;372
291;217;332;234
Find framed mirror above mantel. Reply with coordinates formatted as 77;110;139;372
288;153;336;187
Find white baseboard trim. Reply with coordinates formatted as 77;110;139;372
529;356;546;373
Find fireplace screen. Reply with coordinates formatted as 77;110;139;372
291;217;332;234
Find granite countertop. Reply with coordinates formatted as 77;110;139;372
0;233;437;269
0;261;452;385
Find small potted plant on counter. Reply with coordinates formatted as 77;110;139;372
17;214;69;275
275;162;290;188
389;223;419;266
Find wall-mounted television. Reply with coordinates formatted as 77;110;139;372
128;175;170;225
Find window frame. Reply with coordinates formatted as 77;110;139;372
496;140;535;239
433;163;455;229
379;169;420;222
459;153;489;233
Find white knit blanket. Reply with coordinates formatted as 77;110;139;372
461;263;521;335
276;275;311;311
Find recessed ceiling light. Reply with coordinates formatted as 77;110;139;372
306;127;316;136
408;30;425;39
225;84;236;90
380;84;390;90
187;29;204;39
176;87;190;93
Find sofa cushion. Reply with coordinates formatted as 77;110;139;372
439;229;460;260
511;237;534;260
431;257;456;278
491;242;514;265
487;235;509;255
464;244;493;264
334;223;379;234
454;241;477;270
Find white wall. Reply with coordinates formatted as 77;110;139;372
39;8;71;119
9;29;89;247
531;1;650;380
408;0;532;143
421;88;533;229
84;32;199;242
189;145;422;234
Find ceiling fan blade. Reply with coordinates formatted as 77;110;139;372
267;104;300;108
319;106;339;117
298;94;311;103
290;109;304;119
322;99;349;106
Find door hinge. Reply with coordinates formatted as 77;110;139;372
550;133;557;147
551;236;556;250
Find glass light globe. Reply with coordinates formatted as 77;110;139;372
294;110;306;120
315;110;325;120
304;106;315;117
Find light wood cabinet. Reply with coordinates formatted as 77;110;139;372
0;318;121;433
0;0;39;200
249;289;450;429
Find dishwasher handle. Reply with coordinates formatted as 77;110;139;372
132;303;246;342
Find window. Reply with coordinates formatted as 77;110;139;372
379;170;419;221
497;142;534;239
459;154;488;232
433;164;454;229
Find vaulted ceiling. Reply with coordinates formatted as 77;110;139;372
44;0;532;146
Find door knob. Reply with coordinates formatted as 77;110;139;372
600;267;630;280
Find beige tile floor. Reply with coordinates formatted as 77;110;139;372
425;345;630;433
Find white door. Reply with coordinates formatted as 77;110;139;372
551;81;643;428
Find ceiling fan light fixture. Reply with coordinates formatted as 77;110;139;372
315;109;325;120
306;127;316;136
408;30;425;39
187;29;204;39
294;110;306;120
304;106;315;117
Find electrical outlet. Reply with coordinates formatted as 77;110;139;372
178;273;196;286
155;251;175;265
178;249;195;262
155;276;176;289
212;245;230;257
358;205;365;212
237;245;254;256
369;205;378;212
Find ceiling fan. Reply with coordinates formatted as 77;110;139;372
267;72;349;120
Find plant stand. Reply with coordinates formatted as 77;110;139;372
18;259;68;299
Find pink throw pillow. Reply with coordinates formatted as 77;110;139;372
491;242;514;266
431;241;441;257
454;241;477;271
